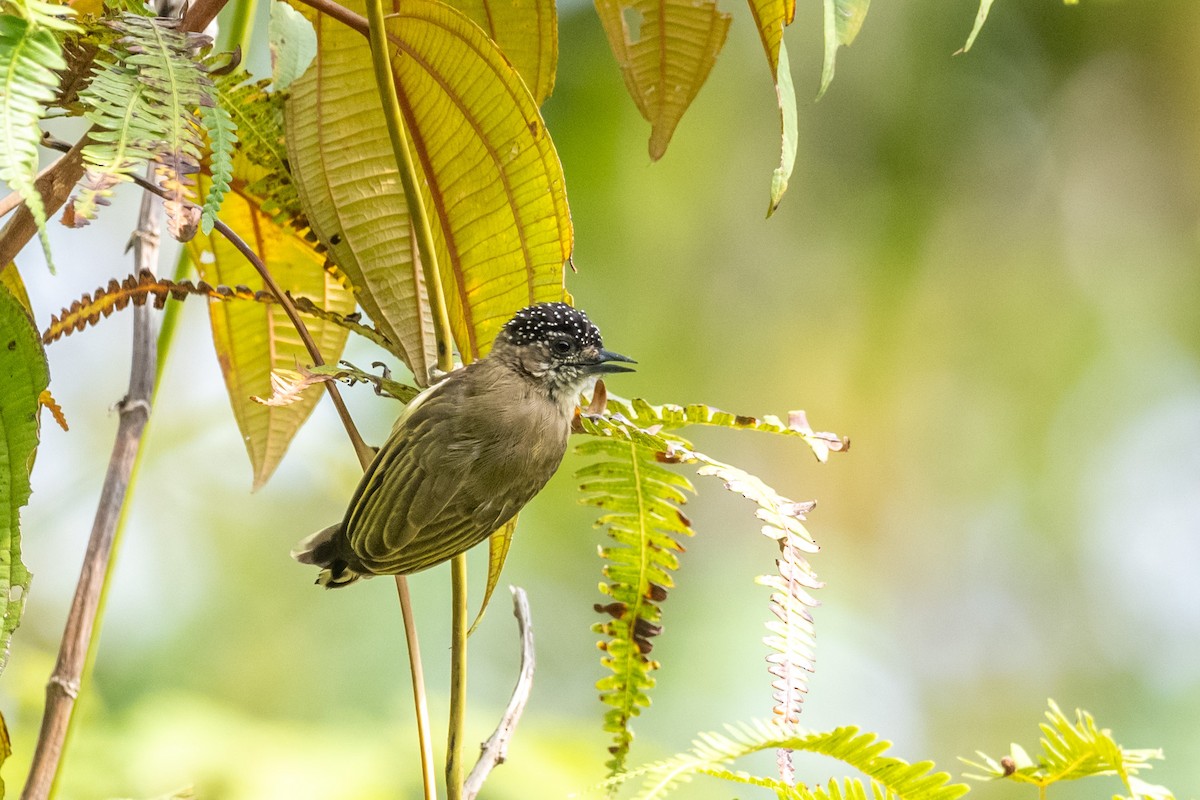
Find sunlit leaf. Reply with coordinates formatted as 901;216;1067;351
0;277;48;675
768;42;797;216
269;0;316;91
187;169;355;489
285;0;437;382
818;0;870;100
447;0;557;105
595;0;731;160
382;0;571;359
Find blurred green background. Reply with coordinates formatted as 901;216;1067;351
4;0;1199;797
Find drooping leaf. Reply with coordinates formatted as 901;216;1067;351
268;0;316;91
446;0;557;105
468;515;518;635
285;0;437;382
743;0;798;214
614;720;969;800
0;276;48;675
382;1;571;359
0;707;11;797
0;13;72;268
594;0;731;160
817;0;870;100
187;171;355;489
958;0;994;54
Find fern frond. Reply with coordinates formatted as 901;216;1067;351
604;396;850;462
580;409;825;734
198;100;235;233
72;13;215;236
961;700;1174;799
40;269;385;346
11;0;79;31
576;435;695;775
617;720;967;800
210;72;303;224
0;13;72;266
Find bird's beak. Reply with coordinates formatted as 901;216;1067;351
586;348;637;374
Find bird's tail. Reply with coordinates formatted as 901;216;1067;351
291;524;362;589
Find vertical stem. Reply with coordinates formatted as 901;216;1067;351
363;5;462;800
218;0;259;55
446;554;469;800
23;187;162;800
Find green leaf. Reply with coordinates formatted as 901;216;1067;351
817;0;870;100
199;101;237;234
962;700;1175;799
187;168;355;489
618;721;968;800
446;0;557;105
268;0;316;91
0;275;48;675
594;0;731;160
0;14;70;268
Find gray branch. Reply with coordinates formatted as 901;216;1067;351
463;586;536;800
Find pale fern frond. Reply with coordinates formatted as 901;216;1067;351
198;100;235;233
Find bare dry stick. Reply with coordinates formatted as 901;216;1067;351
21;188;162;800
462;587;536;800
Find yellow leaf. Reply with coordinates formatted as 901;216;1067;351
382;0;571;359
595;0;731;161
187;173;355;490
746;0;794;74
468;516;518;635
285;4;439;384
448;0;558;106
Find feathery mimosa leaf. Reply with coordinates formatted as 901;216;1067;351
188;171;355;489
447;0;557;105
285;0;437;382
0;13;71;267
620;721;968;800
817;0;869;100
595;0;731;160
961;700;1174;798
0;278;48;675
382;1;571;359
199;101;237;234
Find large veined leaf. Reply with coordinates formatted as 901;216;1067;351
595;0;731;161
817;0;870;99
187;169;355;489
286;0;438;382
448;0;557;106
382;0;571;359
0;273;48;675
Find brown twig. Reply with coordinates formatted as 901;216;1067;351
0;137;86;266
20;184;162;800
462;587;535;800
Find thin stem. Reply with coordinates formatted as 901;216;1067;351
364;0;455;373
23;182;162;800
291;0;367;36
446;555;469;800
396;576;438;800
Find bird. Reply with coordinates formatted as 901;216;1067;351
292;302;635;587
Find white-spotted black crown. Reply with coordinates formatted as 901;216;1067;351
502;302;603;349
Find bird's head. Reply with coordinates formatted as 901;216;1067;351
493;302;635;403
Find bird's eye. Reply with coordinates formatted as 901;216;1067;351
551;338;573;355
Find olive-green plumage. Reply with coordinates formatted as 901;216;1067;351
293;303;634;587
